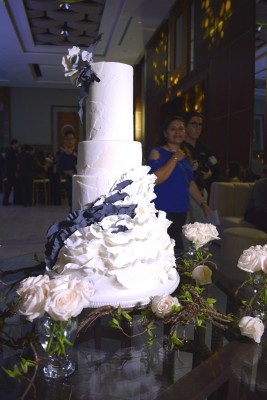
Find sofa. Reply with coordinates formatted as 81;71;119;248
208;182;267;281
208;181;255;236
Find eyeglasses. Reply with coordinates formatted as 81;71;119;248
188;122;203;127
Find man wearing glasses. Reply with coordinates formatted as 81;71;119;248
182;111;220;223
182;111;220;198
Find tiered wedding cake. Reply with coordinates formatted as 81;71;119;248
46;62;179;308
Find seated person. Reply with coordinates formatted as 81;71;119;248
244;165;267;233
227;161;242;182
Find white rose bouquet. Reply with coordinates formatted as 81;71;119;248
16;274;94;357
236;244;267;337
182;222;220;249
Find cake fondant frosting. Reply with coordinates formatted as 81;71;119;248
47;61;179;308
72;62;142;210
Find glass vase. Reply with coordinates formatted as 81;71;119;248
252;273;267;321
36;315;77;380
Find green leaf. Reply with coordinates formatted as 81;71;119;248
195;316;204;326
147;337;154;346
2;364;22;381
171;304;182;313
168;331;183;348
206;297;216;305
122;310;132;322
109;318;122;330
115;305;122;319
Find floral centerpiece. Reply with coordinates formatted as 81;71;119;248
10;274;94;380
236;244;267;343
1;222;267;392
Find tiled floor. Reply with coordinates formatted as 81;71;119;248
0;192;69;270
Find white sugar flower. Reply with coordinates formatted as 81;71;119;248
81;49;93;64
182;222;219;249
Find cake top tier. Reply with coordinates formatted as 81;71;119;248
86;62;134;141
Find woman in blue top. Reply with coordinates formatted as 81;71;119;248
147;116;211;252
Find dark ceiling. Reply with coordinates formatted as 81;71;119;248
0;0;266;90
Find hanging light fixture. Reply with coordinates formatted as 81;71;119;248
59;3;71;10
61;22;69;37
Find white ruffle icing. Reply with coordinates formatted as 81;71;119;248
52;166;179;301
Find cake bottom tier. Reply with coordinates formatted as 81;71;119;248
88;269;180;309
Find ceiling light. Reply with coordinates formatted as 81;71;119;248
61;29;69;36
59;3;71;10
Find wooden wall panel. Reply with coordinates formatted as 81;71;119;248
141;0;256;173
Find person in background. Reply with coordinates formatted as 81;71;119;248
57;130;77;210
2;139;20;206
244;165;267;233
0;151;4;193
147;116;211;253
17;144;35;207
227;161;242;182
182;111;220;198
46;152;62;205
182;111;220;223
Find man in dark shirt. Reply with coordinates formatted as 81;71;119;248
245;165;267;233
2;139;20;205
182;111;220;198
57;131;77;209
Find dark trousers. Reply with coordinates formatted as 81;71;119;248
166;211;187;253
245;209;267;233
19;177;33;207
3;175;16;204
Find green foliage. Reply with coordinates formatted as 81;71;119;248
46;320;74;357
2;357;36;382
168;331;184;349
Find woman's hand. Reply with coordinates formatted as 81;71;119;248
172;149;185;162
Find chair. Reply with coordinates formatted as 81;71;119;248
32;178;50;205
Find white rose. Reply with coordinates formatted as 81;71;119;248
182;222;219;249
151;294;180;318
239;316;265;343
45;275;93;321
192;265;212;285
16;275;50;322
237;245;267;273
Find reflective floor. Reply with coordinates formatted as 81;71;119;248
0;191;69;270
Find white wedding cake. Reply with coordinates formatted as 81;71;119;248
47;62;179;308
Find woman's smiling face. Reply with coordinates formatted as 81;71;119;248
164;119;186;145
